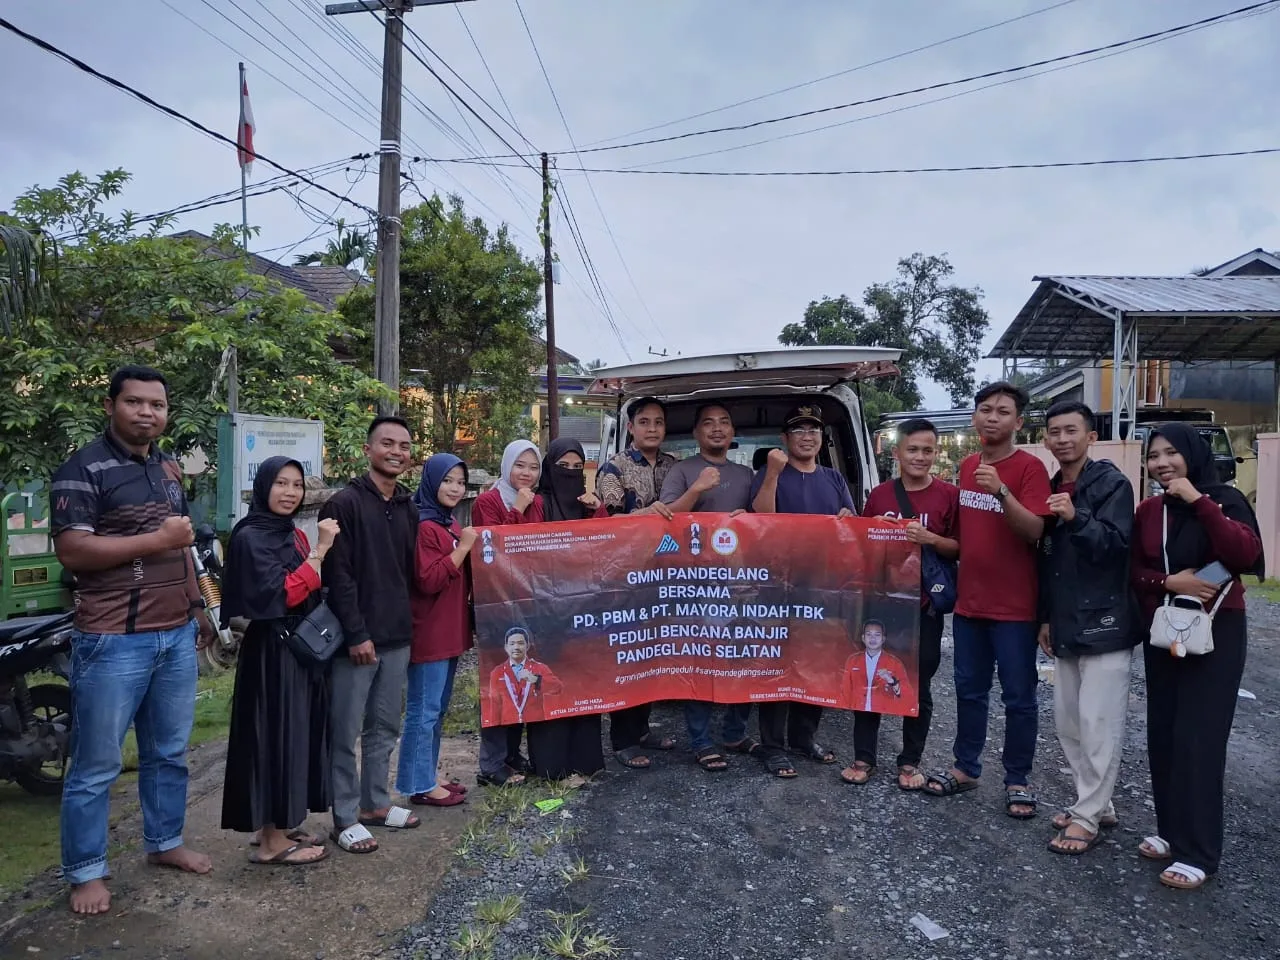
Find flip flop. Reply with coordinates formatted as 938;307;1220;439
897;765;926;791
250;829;324;848
410;790;466;807
765;753;798;779
724;736;764;757
250;843;329;866
695;746;728;772
1052;811;1117;831
799;741;837;764
840;761;875;785
1160;862;1209;890
1047;829;1100;856
331;824;378;854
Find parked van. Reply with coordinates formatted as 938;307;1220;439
591;347;901;508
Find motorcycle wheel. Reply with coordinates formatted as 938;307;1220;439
198;629;242;675
16;683;72;797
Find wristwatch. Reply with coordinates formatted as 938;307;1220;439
308;549;321;560
997;484;1011;501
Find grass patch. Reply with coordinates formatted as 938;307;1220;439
1250;578;1280;604
443;662;480;736
559;855;589;885
542;909;620;959
450;922;498;959
0;669;236;898
475;893;523;926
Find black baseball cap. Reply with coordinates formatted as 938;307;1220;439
784;404;824;430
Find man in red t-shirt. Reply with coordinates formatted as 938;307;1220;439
923;382;1051;820
844;418;959;790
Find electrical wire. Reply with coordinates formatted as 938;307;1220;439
473;146;1280;177
456;0;1280;160
583;0;1084;147
456;7;520;132
512;0;659;344
156;0;374;142
0;16;378;218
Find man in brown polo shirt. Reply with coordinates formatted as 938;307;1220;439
51;366;211;916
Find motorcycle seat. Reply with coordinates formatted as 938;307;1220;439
0;612;73;646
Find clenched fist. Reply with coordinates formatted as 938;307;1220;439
766;448;789;473
1046;493;1075;523
514;487;537;513
317;517;341;550
458;526;479;551
157;515;194;549
973;464;1002;495
692;466;721;494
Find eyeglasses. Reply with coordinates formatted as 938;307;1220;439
556;460;585;470
788;426;822;436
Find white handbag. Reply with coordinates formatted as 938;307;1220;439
1148;503;1226;658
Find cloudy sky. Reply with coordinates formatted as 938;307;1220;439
4;0;1278;406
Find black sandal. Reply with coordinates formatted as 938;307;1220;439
799;741;837;764
637;732;675;751
1005;788;1038;820
724;736;764;757
922;770;979;797
615;746;651;770
765;753;797;779
477;765;527;787
695;746;728;772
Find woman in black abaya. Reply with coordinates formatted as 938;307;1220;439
220;456;339;865
525;438;608;782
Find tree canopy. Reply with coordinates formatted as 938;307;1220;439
0;170;390;484
341;192;544;470
779;253;990;419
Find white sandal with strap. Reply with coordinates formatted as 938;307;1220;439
332;823;378;854
1160;861;1208;890
1139;835;1171;861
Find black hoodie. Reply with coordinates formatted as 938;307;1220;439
319;474;417;650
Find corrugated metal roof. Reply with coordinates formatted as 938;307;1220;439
1033;275;1280;314
990;275;1280;361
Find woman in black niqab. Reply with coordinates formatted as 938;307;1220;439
220;456;334;865
526;437;606;781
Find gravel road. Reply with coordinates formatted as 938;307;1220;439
400;598;1280;960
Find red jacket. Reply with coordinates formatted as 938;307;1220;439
486;658;563;724
841;650;916;715
472;488;544;526
410;519;473;665
1131;494;1262;621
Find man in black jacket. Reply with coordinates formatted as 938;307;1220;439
1037;401;1136;855
321;416;421;853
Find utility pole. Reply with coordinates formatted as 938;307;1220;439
541;152;559;442
326;0;473;415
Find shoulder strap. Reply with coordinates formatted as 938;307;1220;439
891;479;917;520
1161;501;1170;575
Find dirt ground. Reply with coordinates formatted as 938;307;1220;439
0;735;478;960
405;598;1280;960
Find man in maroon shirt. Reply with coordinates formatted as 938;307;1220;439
923;382;1051;819
847;419;959;790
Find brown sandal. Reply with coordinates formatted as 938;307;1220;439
840;761;875;785
897;765;926;791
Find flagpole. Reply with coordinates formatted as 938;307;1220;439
238;61;249;255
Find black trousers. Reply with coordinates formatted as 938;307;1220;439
1144;608;1246;875
852;609;945;768
608;703;653;751
758;702;823;754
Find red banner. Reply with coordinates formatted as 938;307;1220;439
472;513;921;726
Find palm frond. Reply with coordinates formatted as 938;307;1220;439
0;223;47;336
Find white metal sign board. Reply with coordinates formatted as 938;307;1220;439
230;415;324;521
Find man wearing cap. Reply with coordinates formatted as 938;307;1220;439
750;404;855;778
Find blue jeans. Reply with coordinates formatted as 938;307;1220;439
683;701;751;752
396;657;459;796
952;616;1039;786
61;620;198;886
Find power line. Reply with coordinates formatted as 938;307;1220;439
156;0;374;141
584;0;1084;147
459;0;1280;160
456;7;520;132
0;15;378;218
512;0;659;343
620;2;1279;171
466;146;1280;177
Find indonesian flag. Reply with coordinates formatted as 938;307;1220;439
237;65;256;177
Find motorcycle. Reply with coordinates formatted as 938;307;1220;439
192;523;242;674
0;610;73;796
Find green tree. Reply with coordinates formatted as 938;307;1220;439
342;193;543;469
294;218;372;273
779;253;990;412
0;170;391;483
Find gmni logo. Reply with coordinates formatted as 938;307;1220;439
655;534;681;556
